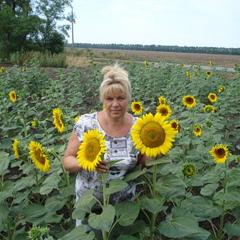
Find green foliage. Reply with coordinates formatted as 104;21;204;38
0;60;240;239
0;0;71;60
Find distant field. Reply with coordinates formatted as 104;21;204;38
86;48;240;68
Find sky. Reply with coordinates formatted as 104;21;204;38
64;0;240;48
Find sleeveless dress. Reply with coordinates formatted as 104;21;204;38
74;112;140;207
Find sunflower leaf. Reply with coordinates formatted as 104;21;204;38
158;207;201;238
61;225;95;240
88;205;115;231
124;166;147;181
106;179;128;195
115;201;140;226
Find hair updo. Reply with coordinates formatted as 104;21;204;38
99;63;131;102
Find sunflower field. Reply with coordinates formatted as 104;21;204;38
0;60;240;240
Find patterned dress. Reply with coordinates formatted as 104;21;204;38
74;112;140;208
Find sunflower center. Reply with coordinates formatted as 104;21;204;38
160;108;168;116
186;97;194;104
85;138;100;161
171;122;177;128
134;104;141;111
35;149;46;164
140;121;165;148
215;148;225;158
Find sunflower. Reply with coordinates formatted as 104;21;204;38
131;101;144;115
186;72;192;78
170;119;180;133
158;96;167;105
0;67;6;73
13;139;21;159
208;93;218;102
53;108;66;132
75;115;82;123
209;61;214;66
206;71;212;76
182;163;197;177
193;125;202;136
209;144;230;164
156;104;172;119
132;113;175;157
204;105;216;113
218;87;225;93
9;91;17;102
182;95;197;108
29;141;51;172
144;61;149;67
31;121;37;127
77;129;107;171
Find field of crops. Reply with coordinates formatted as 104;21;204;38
0;58;240;240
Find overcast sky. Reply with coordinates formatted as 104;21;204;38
64;0;240;48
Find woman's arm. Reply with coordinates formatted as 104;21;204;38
63;131;83;173
63;131;109;173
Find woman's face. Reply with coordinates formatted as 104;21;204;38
103;90;128;119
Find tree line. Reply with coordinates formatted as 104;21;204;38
68;43;240;55
0;0;73;61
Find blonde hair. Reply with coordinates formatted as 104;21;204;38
99;63;131;102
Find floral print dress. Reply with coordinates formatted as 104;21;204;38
74;112;139;208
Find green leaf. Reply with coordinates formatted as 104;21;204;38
158;207;201;238
117;236;139;240
181;196;222;221
124;167;147;181
40;171;61;195
146;155;171;166
140;195;164;214
0;151;10;175
156;175;186;199
45;195;67;212
73;190;97;220
224;222;240;237
23;204;47;224
200;183;219;196
88;205;115;231
61;225;95;240
115;201;140;226
105;179;128;195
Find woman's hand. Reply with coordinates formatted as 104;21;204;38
96;160;109;173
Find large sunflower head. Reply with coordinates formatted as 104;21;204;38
170;119;180;133
209;144;230;164
9;91;17;102
156;104;172;119
182;163;197;177
193;125;202;136
53;108;66;133
77;129;107;171
204;105;216;113
182;95;197;108
131;101;144;115
29;141;51;172
158;96;167;105
131;113;175;157
13;139;21;159
208;93;218;102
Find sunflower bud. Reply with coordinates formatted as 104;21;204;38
206;120;213;128
182;163;197;177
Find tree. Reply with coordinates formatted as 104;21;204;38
0;0;72;60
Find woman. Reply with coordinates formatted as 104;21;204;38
63;63;149;227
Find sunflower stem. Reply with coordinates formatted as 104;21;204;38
149;164;158;240
218;162;227;240
101;172;109;240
